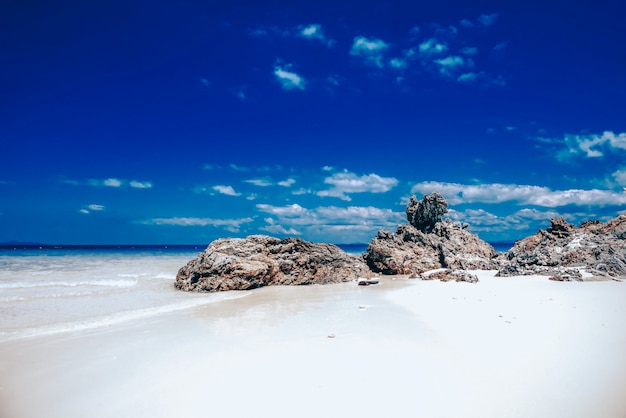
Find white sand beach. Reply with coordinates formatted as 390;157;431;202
1;271;626;418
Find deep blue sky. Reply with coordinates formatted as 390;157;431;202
2;0;626;244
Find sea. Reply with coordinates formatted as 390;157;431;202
0;242;513;342
0;245;237;342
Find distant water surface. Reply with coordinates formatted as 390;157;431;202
489;242;515;253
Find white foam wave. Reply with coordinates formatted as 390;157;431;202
0;292;96;302
0;279;138;289
0;296;26;302
154;272;175;280
117;273;148;278
0;292;250;342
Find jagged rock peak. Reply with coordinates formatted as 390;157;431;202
364;193;497;275
406;192;448;233
175;235;369;292
497;214;626;280
546;217;575;237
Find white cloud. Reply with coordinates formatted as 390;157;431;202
435;56;466;76
350;36;389;67
300;24;320;38
245;178;273;187
410;181;626;207
261;218;301;236
448;207;565;239
460;19;473;27
257;203;402;225
130;181;152;189
76;178;152;188
418;38;448;55
141;217;253;232
351;36;388;53
278;178;296;187
274;65;306;90
435;56;465;68
457;72;477;82
298;24;335;46
257;203;405;242
229;164;250;172
103;178;122;187
317;171;398;201
513;208;563;221
389;58;407;69
213;185;241;196
478;13;499;26
79;203;105;215
612;168;626;186
554;131;626;160
256;203;308;218
292;188;311;195
314;206;403;224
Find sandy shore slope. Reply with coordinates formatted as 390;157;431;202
1;271;625;418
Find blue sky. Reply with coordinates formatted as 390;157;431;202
1;0;626;244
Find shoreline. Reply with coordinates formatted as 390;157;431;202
1;271;626;418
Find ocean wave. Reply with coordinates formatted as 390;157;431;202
0;292;250;342
0;291;98;302
117;273;148;278
153;272;175;280
0;279;138;289
0;296;26;302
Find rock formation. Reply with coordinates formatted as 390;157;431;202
406;192;448;233
175;235;369;292
363;192;498;274
497;215;626;280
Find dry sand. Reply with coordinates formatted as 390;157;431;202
1;271;625;418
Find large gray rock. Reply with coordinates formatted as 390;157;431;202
176;235;369;292
497;215;626;279
364;193;498;275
